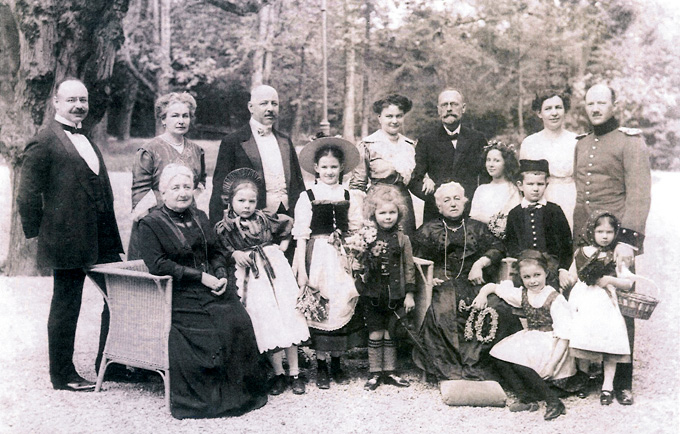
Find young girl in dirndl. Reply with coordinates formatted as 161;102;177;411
292;137;366;389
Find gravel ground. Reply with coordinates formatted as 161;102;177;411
0;172;678;434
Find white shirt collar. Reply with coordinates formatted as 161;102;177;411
55;114;82;129
443;123;461;136
521;197;548;208
249;118;273;136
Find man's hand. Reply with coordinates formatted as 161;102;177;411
422;177;436;195
614;243;635;269
403;293;415;313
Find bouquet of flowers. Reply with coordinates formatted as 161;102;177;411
488;211;509;240
343;223;380;275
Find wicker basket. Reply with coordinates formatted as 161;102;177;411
617;278;659;320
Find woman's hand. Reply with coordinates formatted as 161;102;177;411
279;238;291;252
297;269;309;288
432;277;445;286
232;250;253;268
403;293;416;313
211;278;229;296
468;256;491;285
202;273;224;291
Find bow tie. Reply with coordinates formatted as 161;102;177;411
525;203;543;211
448;132;459;140
62;124;84;135
257;126;273;136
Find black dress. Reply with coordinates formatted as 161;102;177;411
138;206;268;419
411;217;523;380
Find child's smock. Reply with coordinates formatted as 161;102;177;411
215;210;309;353
568;246;631;362
490;281;576;380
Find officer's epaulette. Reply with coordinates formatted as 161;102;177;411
575;132;591;140
404;138;415;146
618;127;642;136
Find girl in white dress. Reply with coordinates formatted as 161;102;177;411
469;141;521;237
473;250;575;421
293;137;365;389
214;168;310;396
520;91;577;229
568;210;632;405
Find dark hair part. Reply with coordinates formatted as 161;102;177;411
484;143;520;183
155;92;197;121
363;184;409;224
531;90;571;112
372;94;413;115
314;144;347;182
594;214;620;231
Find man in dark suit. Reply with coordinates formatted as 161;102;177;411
17;78;124;391
209;85;305;227
409;89;488;224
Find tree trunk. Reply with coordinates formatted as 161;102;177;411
360;0;372;139
0;0;130;276
252;2;274;87
290;46;306;140
342;0;358;142
117;75;139;141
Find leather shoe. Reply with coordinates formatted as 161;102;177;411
54;376;95;392
509;402;539;412
600;390;614;405
615;389;634;405
381;372;410;388
316;363;330;389
544;400;566;421
364;373;381;391
269;374;287;395
291;376;306;395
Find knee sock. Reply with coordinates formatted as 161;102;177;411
368;339;383;373
269;350;286;376
383;339;397;372
284;346;299;377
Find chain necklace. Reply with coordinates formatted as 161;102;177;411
442;219;467;280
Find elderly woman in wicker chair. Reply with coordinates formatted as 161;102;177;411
137;164;268;419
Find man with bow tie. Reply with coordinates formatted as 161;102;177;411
209;85;305;227
409;89;489;224
504;159;573;289
17;78;124;391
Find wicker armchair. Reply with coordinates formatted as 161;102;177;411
413;256;434;330
88;260;173;411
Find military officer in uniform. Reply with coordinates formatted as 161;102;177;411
573;84;652;406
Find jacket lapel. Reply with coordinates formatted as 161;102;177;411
240;133;264;176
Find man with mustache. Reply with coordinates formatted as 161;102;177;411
17;78;124;391
573;83;651;406
209;85;305;227
409;89;489;224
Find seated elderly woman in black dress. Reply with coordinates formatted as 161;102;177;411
137;164;268;419
412;182;522;381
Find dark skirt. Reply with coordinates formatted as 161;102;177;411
412;278;522;381
169;285;268;419
309;298;367;353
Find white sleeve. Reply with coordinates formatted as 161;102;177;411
550;294;572;340
494;280;522;308
291;191;312;240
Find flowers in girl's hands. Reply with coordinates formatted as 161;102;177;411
343;223;379;273
488;212;508;239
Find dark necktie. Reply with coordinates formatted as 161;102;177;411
449;132;459;140
62;124;84;135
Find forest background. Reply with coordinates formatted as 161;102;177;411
0;0;679;276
